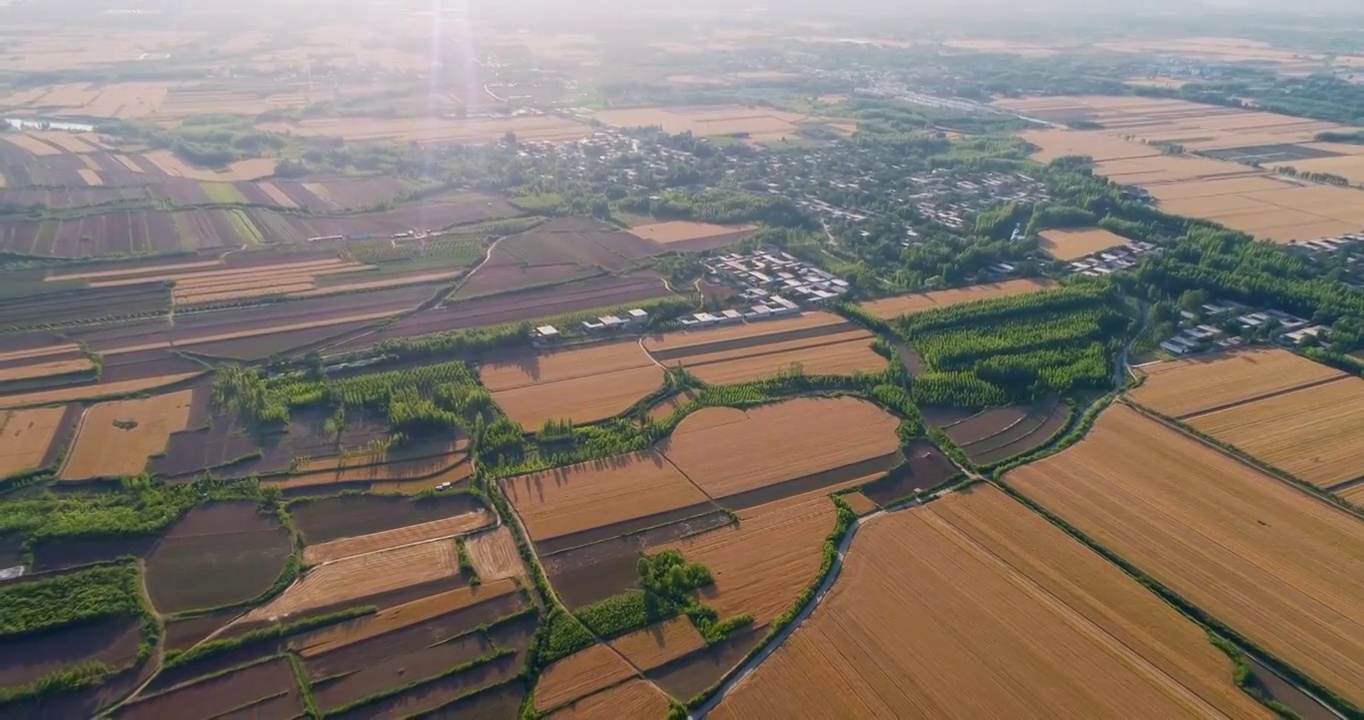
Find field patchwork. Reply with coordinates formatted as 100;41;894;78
59;389;194;480
1129;347;1346;419
1009;404;1364;706
711;485;1270;719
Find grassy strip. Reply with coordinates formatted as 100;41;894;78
286;652;320;720
327;647;516;717
164;605;376;667
0;661;110;705
456;536;481;586
1208;635;1299;719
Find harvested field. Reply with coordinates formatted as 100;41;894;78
547;680;672;719
947;398;1071;466
628;221;755;252
296;580;522;658
1010;404;1364;706
1039;227;1130;261
645;391;695;423
480;341;663;428
661;397;901;500
264;451;472;494
290;493;485;546
0;617;141;691
164;610;238;653
0;407;67;476
607;617;707;671
303;510;493;566
502;450;711;547
332;274;676;352
0;372;203;410
1129;347;1346;418
858;279;1057;319
1188;378;1364;489
711;485;1270;719
260;114;590;144
145;502;292;614
643;313;885;385
661;494;837;626
141;150;276;181
1;134;62;156
644;312;847;355
840;491;879;515
595;105;810;141
646;626;765;703
533;644;638;713
239;539;460;625
857;440;958;507
543;510;734;609
118;657;303;720
0;357;94;384
417;682;526;719
59;389;194;480
463;527;526;582
453;217;656;299
327;647;527;719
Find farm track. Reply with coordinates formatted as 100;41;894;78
496;481;675;711
1176;374;1352;422
109;559;166;712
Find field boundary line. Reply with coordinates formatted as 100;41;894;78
918;505;1233;719
1175;374;1352;422
693;485;959;718
1124;399;1364;525
306;515;499;568
656;449;725;507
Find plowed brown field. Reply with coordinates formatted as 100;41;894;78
547;679;672;719
1010;404;1364;706
1189;378;1364;489
241;539;460;624
0;357;93;382
502;450;709;543
858;279;1057;319
59;389;194;480
660;494;836;625
533;644;638;712
662;398;900;499
607;617;707;671
0;407;66;476
463;527;526;582
712;485;1270;719
303;510;493;565
1130;347;1345;418
482;342;663;428
296;579;521;657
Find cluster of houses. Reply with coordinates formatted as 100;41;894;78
906;170;1051;231
1066;241;1159;277
533;308;651;342
1160;301;1323;356
704;249;851;305
1294;233;1362;254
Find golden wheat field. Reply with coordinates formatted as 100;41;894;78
1038;227;1129;261
0;407;66;476
858;279;1057;320
712;485;1269;719
662;397;900;499
302;511;493;566
59;390;194;480
545;679;672;719
660;494;836;626
1009;404;1364;706
607;616;707;671
1188;378;1364;489
1129;347;1346;418
241;539;459;624
462;527;526;582
481;342;664;428
533;644;637;712
502;450;710;543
